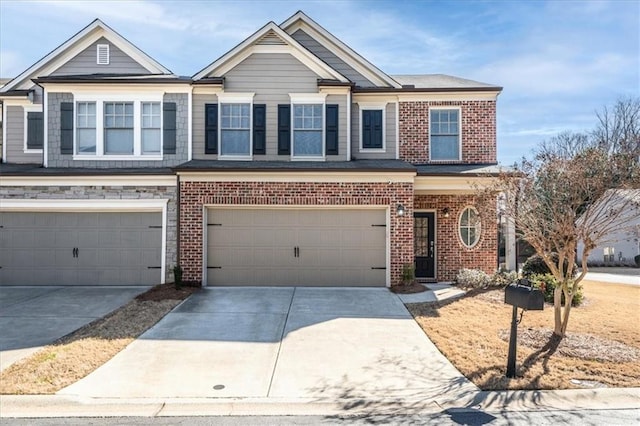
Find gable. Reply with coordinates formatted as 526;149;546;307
1;19;171;93
193;22;347;82
52;37;150;76
281;12;400;88
223;53;320;92
291;29;375;87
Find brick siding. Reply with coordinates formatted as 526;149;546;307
179;180;414;286
399;100;497;164
415;194;497;281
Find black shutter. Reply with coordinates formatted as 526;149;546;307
362;110;372;149
60;102;74;154
362;109;382;149
253;104;266;155
326;104;339;155
372;109;383;149
26;111;44;150
205;103;218;154
163;102;177;154
277;104;290;155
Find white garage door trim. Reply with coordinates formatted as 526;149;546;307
0;199;169;282
203;205;391;287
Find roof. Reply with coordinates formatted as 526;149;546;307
280;11;401;88
174;159;416;172
1;19;173;93
192;21;348;82
392;74;500;90
415;163;503;176
0;164;174;176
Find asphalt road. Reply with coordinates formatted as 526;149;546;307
4;409;640;425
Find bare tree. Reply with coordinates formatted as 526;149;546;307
486;98;640;338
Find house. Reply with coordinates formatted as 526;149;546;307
577;189;640;266
0;11;502;288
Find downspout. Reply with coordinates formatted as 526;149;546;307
176;172;181;270
347;90;352;161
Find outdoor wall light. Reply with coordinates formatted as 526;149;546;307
442;207;450;218
397;204;405;216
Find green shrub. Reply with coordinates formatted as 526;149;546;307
522;253;577;278
456;268;492;289
491;270;519;287
529;273;583;306
635;254;640;268
401;263;416;285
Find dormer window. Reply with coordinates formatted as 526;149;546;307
97;44;110;65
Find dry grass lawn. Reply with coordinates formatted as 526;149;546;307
0;284;198;395
408;280;640;390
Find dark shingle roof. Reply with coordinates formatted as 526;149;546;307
0;164;174;176
174;159;416;172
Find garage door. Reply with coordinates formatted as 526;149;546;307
206;208;387;286
0;212;162;286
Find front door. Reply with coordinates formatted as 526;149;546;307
414;212;435;278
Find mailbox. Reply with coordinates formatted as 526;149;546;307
504;279;544;311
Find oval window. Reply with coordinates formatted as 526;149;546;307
459;206;481;248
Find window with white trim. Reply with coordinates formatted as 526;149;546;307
141;102;161;154
220;103;250;156
359;103;386;151
430;108;460;161
104;102;134;154
459;206;481;248
76;102;96;154
72;95;164;159
293;104;323;157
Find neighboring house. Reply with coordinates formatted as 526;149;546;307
577;189;640;265
0;12;502;287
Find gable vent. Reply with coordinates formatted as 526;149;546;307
256;31;286;46
97;44;110;65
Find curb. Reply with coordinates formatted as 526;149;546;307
2;388;639;418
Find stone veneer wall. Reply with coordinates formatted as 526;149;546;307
47;92;189;168
398;100;497;164
179;180;414;286
415;194;497;281
0;185;177;282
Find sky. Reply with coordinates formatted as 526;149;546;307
0;0;638;165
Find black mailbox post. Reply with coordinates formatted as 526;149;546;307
504;279;544;378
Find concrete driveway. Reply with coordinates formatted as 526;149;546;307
0;286;150;371
60;287;477;402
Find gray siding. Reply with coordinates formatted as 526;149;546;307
351;102;397;160
194;53;348;161
5;106;43;164
47;92;188;168
291;29;376;88
52;37;150;76
192;93;217;160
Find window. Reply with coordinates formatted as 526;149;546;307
104;102;134;154
361;108;384;150
430;108;460;161
459;206;481;248
97;44;109;65
141;102;161;154
76;102;96;154
293;104;323;157
25;110;44;151
220;103;250;156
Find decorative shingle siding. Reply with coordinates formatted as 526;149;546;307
179;180;414;286
47;92;188;168
0;185;177;282
415;194;497;281
399;100;497;164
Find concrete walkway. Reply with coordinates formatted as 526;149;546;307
59;287;478;401
0;286;150;371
